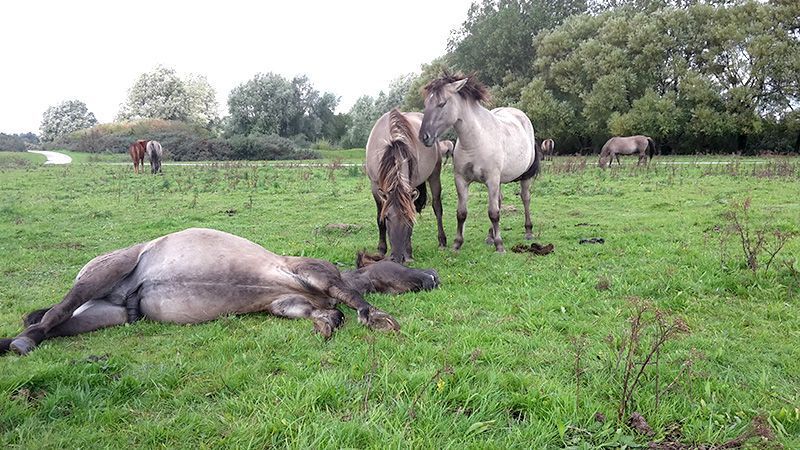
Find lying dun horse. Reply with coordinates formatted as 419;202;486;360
419;73;541;253
146;140;163;174
1;228;440;356
598;135;655;168
366;109;448;263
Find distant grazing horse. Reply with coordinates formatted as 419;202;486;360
1;228;440;356
419;73;541;253
366;109;448;264
129;140;148;174
541;139;555;161
599;135;655;168
145;140;163;174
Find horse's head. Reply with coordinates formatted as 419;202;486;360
376;136;420;264
419;73;489;147
376;183;419;264
349;251;440;294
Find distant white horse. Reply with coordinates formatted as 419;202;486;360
145;140;163;174
419;73;541;253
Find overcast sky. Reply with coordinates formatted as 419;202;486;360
0;0;473;134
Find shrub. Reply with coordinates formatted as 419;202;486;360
45;119;321;161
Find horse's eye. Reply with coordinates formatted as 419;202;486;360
437;100;447;108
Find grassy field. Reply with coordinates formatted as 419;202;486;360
0;153;798;448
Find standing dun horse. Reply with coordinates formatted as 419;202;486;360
2;228;440;356
598;135;655;167
541;139;555;161
366;109;448;264
419;73;541;253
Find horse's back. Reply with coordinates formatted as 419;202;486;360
365;110;439;186
606;135;648;153
146;140;162;156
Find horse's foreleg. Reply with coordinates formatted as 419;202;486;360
453;174;470;251
373;194;387;256
520;177;534;240
7;244;144;356
327;285;399;333
428;163;447;249
486;179;505;253
267;295;345;339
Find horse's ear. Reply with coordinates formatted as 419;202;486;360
450;78;469;92
411;188;420;202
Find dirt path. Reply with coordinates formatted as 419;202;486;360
27;150;72;165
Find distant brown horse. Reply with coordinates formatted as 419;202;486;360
129;140;148;174
599;135;655;168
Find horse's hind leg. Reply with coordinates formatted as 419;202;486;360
7;243;144;356
268;295;345;339
520;177;534;240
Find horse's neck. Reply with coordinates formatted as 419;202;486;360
453;102;497;152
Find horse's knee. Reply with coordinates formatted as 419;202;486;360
456;209;467;223
488;209;500;223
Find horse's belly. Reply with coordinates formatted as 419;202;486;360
139;280;288;324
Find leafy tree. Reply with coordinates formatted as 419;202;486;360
447;0;588;86
40;100;97;142
226;73;339;141
341;74;416;148
402;58;454;111
340;95;376;148
117;66;219;130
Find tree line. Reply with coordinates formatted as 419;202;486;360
25;0;800;155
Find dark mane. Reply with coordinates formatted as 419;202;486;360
377;111;417;225
423;71;491;104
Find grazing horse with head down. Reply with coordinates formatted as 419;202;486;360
145;140;163;174
1;228;440;356
365;109;448;264
129;140;148;174
541;139;555;161
598;135;655;168
419;73;541;253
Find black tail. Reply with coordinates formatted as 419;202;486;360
414;182;428;213
646;137;656;160
513;142;542;182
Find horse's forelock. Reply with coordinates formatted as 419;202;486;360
423;71;490;104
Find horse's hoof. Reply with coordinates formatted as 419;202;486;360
524;233;533;241
366;309;400;332
9;337;36;356
0;338;12;355
422;269;440;290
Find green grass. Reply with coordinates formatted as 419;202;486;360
0;156;798;448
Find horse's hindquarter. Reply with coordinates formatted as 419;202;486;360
132;229;309;324
492;108;535;182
